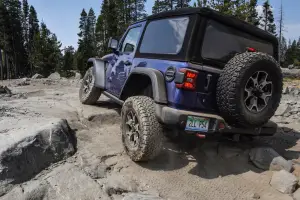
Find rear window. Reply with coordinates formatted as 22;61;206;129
202;20;274;63
139;17;189;55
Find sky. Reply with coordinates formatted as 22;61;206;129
27;0;300;49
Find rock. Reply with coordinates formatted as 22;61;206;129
218;143;243;159
275;104;292;116
0;86;11;94
294;89;300;96
48;72;61;80
270;170;298;194
252;193;260;199
293;188;300;200
122;193;164;200
104;175;138;196
287;100;297;105
84;163;107;179
0;118;76;196
31;73;43;79
283;86;289;94
74;72;82;80
270;157;293;172
290;107;300;115
105;156;119;167
292;164;300;178
17;78;30;86
249;147;281;170
45;164;110;200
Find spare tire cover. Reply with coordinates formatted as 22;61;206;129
216;52;283;128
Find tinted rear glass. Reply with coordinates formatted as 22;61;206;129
139;17;189;54
202;20;274;63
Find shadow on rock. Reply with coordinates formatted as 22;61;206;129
138;141;190;171
95;100;121;114
140;126;300;180
257;126;300;161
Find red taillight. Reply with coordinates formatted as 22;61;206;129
175;68;198;90
247;47;256;52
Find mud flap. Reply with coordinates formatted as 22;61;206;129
88;58;106;89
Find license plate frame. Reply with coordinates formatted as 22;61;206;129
185;116;210;132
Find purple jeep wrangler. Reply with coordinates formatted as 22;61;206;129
79;8;283;162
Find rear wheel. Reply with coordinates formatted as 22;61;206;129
121;96;163;161
79;67;102;105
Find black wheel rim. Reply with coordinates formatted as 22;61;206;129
244;71;273;113
124;110;140;150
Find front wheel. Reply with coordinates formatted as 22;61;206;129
79;67;102;105
121;96;163;162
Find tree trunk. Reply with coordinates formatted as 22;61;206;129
0;49;3;80
4;52;9;80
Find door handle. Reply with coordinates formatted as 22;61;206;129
124;60;132;66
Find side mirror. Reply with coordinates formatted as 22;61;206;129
108;37;118;50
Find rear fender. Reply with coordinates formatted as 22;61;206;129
120;68;168;104
88;58;106;89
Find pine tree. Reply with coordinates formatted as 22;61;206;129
77;9;87;49
210;0;235;16
132;0;147;21
278;0;284;63
279;36;287;66
87;8;96;56
95;14;105;56
262;0;276;35
247;0;260;26
152;0;176;14
28;5;39;75
4;0;26;77
22;0;29;47
194;0;209;8
175;0;191;9
152;0;163;14
62;46;75;74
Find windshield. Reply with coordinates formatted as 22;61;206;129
201;20;274;63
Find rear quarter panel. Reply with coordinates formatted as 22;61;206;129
132;58;218;113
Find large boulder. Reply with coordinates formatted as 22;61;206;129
270;170;298;194
249;147;292;172
31;73;43;79
48;72;61;80
0;118;76;196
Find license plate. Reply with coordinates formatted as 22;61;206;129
185;116;210;132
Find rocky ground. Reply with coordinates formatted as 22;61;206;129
1;75;300;200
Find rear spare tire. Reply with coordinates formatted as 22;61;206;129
216;52;282;128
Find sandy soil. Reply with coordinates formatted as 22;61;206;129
0;78;299;200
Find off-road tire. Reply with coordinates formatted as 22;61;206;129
121;96;163;162
216;52;282;128
79;67;102;105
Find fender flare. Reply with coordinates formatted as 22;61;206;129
120;68;168;104
87;58;106;89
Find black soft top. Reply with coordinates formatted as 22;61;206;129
142;7;277;45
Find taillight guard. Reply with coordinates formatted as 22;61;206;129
175;68;198;90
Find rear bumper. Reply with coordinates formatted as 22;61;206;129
155;105;277;136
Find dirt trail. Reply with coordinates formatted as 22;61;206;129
0;78;299;200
